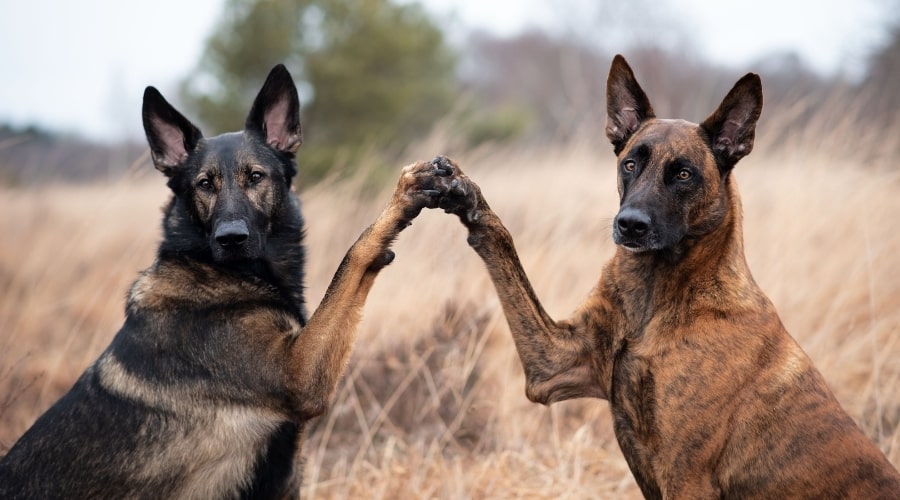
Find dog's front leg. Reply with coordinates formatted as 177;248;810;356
284;161;451;419
427;157;612;404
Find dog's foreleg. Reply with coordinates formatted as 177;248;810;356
429;157;611;404
474;219;609;404
284;161;450;419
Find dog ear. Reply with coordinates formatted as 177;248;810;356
142;87;203;176
246;64;302;155
701;73;763;171
606;55;655;154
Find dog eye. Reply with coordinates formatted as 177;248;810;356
249;172;265;184
677;169;692;181
623;160;636;173
197;179;213;190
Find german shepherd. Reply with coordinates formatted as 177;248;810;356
423;56;900;498
0;65;451;498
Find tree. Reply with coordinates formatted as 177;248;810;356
181;0;457;182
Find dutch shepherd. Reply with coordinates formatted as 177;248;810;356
420;56;900;497
0;65;450;498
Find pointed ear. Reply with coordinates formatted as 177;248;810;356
606;55;655;154
245;64;302;155
701;73;763;171
142;87;202;176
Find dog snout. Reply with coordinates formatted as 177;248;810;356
214;220;250;248
616;207;651;238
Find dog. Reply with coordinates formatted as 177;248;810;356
423;55;900;498
0;64;451;499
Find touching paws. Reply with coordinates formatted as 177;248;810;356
420;156;483;222
395;157;454;212
391;155;485;228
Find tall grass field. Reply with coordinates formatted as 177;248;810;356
1;116;898;497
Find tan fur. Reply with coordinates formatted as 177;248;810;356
425;56;900;498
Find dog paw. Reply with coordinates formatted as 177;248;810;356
394;158;452;215
428;156;483;224
393;156;484;224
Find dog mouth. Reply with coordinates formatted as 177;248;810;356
616;238;656;254
613;227;654;253
619;241;650;253
212;244;255;262
613;230;684;255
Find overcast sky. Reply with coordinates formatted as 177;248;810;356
0;0;892;142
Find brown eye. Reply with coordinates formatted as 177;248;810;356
623;160;636;173
677;169;692;181
198;178;213;190
249;171;265;184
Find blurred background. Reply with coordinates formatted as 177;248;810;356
2;0;899;497
1;0;899;184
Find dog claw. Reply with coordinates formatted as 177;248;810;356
422;189;441;197
430;156;453;176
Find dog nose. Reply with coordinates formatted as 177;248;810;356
616;208;651;238
214;220;249;247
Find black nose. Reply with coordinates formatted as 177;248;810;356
616;207;651;238
214;220;249;247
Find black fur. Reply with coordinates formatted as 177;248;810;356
0;65;312;499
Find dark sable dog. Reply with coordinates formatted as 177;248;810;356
0;65;449;499
424;56;900;498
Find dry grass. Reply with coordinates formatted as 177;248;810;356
1;122;899;497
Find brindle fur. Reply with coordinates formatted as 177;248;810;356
426;55;900;498
0;64;450;499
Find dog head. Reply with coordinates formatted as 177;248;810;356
142;65;303;264
605;55;762;258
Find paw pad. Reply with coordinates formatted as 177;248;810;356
430;156;454;176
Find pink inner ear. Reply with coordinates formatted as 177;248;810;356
619;106;641;134
152;117;188;166
264;97;290;149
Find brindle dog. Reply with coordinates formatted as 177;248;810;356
424;55;900;498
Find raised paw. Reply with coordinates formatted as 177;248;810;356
428;156;483;223
391;156;484;225
396;157;451;201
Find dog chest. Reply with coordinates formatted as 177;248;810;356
143;405;290;499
